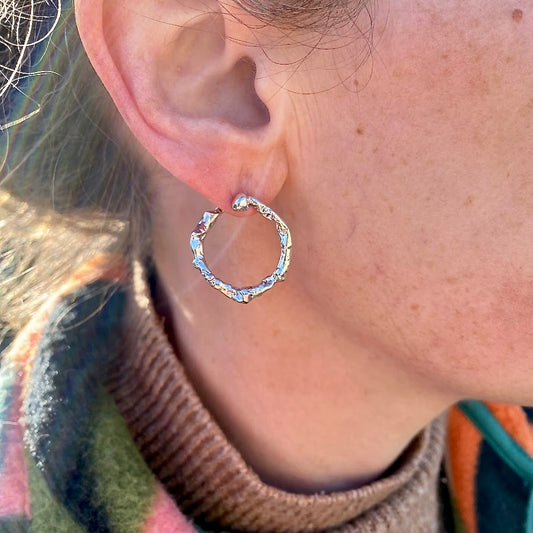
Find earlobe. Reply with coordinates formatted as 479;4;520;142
74;0;288;211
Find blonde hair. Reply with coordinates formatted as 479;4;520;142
0;1;150;343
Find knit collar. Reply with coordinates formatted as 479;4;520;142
108;260;446;533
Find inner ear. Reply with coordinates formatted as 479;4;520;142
212;56;270;129
159;12;270;129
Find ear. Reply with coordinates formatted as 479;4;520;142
74;0;290;212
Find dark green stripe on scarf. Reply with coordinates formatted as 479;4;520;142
24;282;126;532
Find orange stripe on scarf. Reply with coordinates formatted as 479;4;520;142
485;402;533;455
447;406;482;533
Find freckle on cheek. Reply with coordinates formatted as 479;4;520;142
512;9;523;22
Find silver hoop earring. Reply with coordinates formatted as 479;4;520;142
190;194;292;304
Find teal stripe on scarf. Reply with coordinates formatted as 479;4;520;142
0;363;19;474
0;515;31;532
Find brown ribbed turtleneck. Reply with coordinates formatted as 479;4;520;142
108;262;446;533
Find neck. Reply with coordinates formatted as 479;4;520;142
151;184;455;494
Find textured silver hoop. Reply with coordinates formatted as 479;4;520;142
190;194;292;304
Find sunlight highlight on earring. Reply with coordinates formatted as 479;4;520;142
190;194;292;303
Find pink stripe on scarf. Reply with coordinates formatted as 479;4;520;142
143;484;197;533
0;378;30;518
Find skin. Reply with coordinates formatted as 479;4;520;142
77;0;533;493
